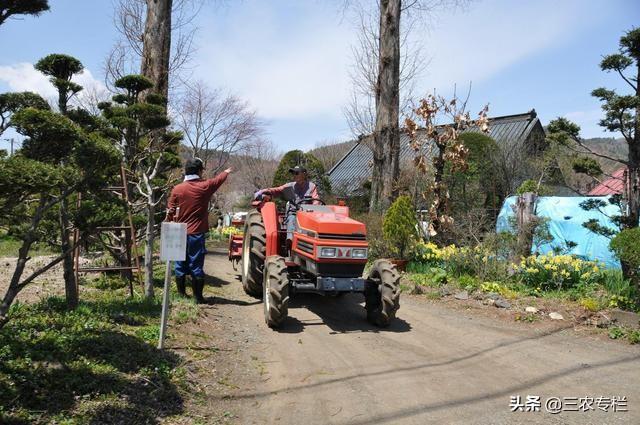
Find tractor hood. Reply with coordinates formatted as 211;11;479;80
296;207;366;238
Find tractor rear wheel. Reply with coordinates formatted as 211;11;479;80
241;209;266;298
365;259;400;327
263;256;289;328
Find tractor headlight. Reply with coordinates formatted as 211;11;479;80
351;248;368;259
319;247;337;258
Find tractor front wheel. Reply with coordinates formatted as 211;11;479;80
241;210;266;298
263;255;289;328
365;259;400;327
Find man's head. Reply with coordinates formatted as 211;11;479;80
289;165;308;184
185;157;204;176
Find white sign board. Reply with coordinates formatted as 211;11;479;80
160;222;187;261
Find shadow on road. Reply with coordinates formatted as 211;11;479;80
208;296;261;307
278;293;411;334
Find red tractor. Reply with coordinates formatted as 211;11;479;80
237;196;400;328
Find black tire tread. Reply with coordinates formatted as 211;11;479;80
365;259;400;327
242;209;266;298
263;256;289;328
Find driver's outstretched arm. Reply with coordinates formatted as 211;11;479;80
257;183;289;199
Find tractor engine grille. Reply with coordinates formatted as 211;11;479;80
296;240;314;254
317;233;366;241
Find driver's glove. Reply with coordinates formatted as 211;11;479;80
254;190;264;200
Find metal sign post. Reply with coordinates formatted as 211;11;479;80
158;222;187;350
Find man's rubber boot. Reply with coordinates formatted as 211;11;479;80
193;277;206;304
176;275;187;297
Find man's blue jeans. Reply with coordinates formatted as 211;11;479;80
174;233;206;277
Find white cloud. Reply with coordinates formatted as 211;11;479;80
0;62;57;99
0;62;107;109
194;2;356;120
412;0;601;94
193;0;605;124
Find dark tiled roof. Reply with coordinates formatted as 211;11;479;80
328;110;542;195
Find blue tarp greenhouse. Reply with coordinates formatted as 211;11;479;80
496;196;622;268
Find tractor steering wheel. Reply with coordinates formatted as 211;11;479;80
292;196;326;210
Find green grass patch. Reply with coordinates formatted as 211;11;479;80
0;284;191;423
0;232;56;257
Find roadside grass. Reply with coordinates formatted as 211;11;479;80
0;232;56;257
405;261;640;344
0;274;201;424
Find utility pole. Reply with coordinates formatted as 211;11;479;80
2;138;14;155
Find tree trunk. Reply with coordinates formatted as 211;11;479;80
515;192;538;258
0;240;32;327
60;197;78;308
139;0;173;298
627;62;640;229
144;199;156;298
370;0;401;212
141;0;173;101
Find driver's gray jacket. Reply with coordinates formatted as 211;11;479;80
263;181;319;205
263;181;319;239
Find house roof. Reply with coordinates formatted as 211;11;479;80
328;110;543;195
587;167;627;196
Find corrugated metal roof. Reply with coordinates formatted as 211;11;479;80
588;168;626;196
329;110;542;195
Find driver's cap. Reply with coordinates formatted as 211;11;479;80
289;165;307;174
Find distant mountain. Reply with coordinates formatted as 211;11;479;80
582;137;627;174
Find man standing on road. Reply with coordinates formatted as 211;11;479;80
166;158;232;303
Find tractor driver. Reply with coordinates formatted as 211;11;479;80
254;165;320;241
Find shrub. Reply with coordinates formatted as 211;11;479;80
515;252;602;290
382;196;417;259
610;227;640;271
412;241;509;281
579;297;602;312
480;281;518;299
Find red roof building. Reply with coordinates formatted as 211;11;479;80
588;167;627;196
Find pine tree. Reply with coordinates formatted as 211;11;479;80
0;0;49;26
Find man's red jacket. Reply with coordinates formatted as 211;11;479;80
166;171;229;234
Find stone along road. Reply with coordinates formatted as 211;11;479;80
175;248;640;425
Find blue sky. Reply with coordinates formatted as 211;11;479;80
1;0;638;154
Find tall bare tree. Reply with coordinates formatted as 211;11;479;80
105;0;199;94
141;0;173;101
344;0;467;212
175;81;264;172
344;4;424;137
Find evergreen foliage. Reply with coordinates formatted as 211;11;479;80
272;149;331;195
0;91;49;135
610;228;640;281
0;0;49;26
34;54;84;114
382;195;417;259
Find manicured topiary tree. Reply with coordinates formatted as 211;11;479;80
382;195;417;259
272;149;331;196
0;0;49;26
0;92;50;136
35;54;83;114
99;74;179;297
0;108;119;323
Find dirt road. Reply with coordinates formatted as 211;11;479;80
175;248;640;424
